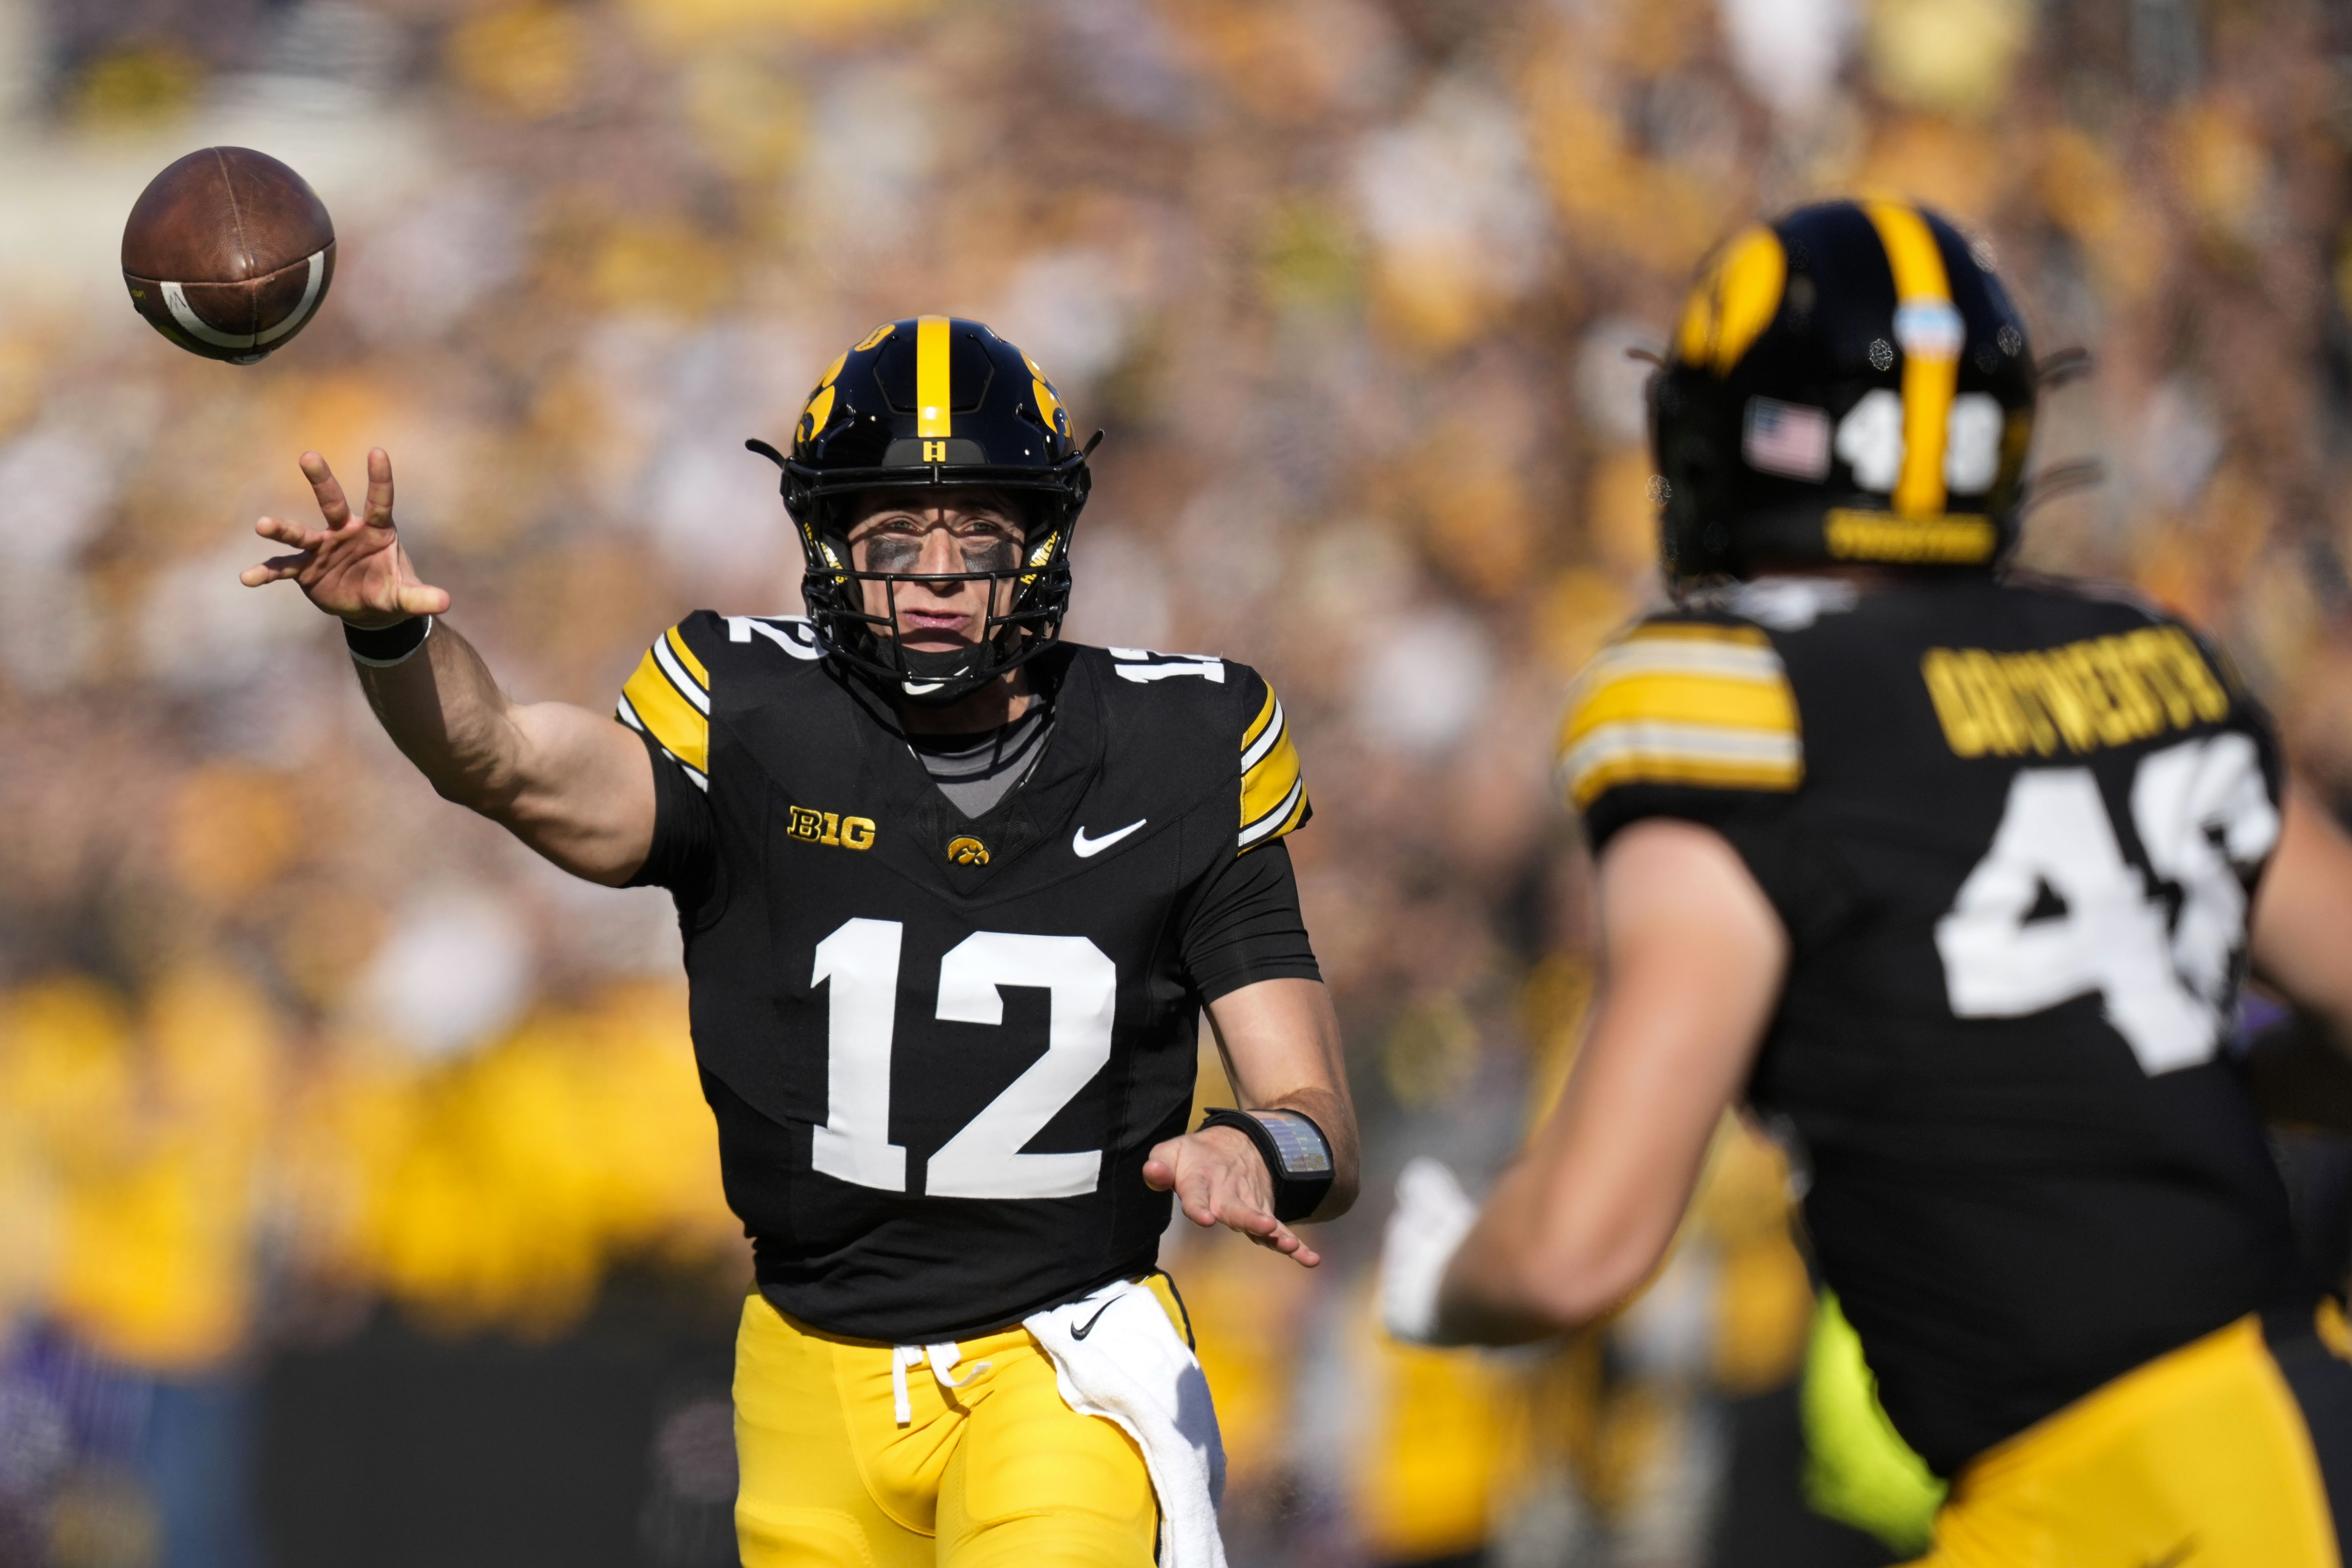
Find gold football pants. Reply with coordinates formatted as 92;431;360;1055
733;1281;1184;1567
1909;1308;2352;1568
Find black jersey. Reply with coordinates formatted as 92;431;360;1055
1558;574;2307;1475
616;615;1317;1342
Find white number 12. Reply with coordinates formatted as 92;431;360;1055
808;919;1117;1199
1936;734;2279;1075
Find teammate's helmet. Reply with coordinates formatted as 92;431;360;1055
1651;199;2036;584
748;316;1097;703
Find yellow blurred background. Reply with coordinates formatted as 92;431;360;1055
2;0;2348;1564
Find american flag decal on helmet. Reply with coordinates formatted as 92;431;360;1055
1742;397;1833;482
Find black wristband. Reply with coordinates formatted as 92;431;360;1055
345;615;432;667
1198;1107;1334;1223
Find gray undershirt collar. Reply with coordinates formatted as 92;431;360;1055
904;702;1054;819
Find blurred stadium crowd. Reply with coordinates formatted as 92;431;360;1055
2;0;2351;1564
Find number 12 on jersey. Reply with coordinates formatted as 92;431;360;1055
1936;734;2280;1075
809;919;1118;1200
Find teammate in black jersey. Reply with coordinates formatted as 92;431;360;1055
242;316;1358;1567
1378;200;2352;1565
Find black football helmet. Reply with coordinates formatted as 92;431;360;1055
1651;199;2036;584
748;316;1098;703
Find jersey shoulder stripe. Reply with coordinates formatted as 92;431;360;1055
1557;616;1802;810
1238;672;1310;853
618;617;716;786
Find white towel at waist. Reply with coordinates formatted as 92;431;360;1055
1024;1277;1227;1568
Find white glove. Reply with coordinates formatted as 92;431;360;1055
1378;1157;1479;1345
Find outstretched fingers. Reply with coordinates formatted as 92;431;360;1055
239;551;313;587
1144;1135;1320;1264
254;513;325;550
1175;1166;1221;1229
242;514;318;588
1253;1225;1318;1266
1222;1202;1318;1266
363;447;395;528
300;451;352;528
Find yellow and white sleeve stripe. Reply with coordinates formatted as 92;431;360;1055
616;624;711;790
1239;682;1309;853
1555;624;1802;811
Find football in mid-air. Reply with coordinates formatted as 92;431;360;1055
121;146;335;364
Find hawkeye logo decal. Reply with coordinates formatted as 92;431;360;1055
947;836;991;865
789;806;877;851
1072;819;1146;859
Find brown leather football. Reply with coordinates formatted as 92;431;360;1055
121;147;337;364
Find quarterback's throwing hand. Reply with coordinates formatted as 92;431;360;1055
239;449;451;627
1145;1125;1321;1267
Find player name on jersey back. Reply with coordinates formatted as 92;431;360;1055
1921;624;2230;760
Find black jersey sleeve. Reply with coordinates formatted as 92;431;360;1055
1178;838;1322;1002
623;726;717;903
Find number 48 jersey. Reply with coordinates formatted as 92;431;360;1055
618;616;1317;1345
1559;574;2306;1476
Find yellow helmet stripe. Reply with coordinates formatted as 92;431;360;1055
1863;202;1959;518
916;314;952;438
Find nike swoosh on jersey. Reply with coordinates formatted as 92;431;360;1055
1072;819;1147;857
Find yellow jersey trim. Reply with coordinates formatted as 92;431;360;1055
1558;624;1802;809
619;624;712;782
1240;683;1309;852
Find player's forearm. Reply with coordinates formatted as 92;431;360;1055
1205;977;1359;1220
352;622;655;882
353;621;535;810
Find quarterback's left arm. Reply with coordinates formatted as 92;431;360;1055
1417;819;1788;1344
1145;977;1357;1267
1146;663;1349;1265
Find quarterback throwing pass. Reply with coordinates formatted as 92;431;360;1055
244;316;1358;1568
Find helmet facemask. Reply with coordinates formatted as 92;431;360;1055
794;480;1078;705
